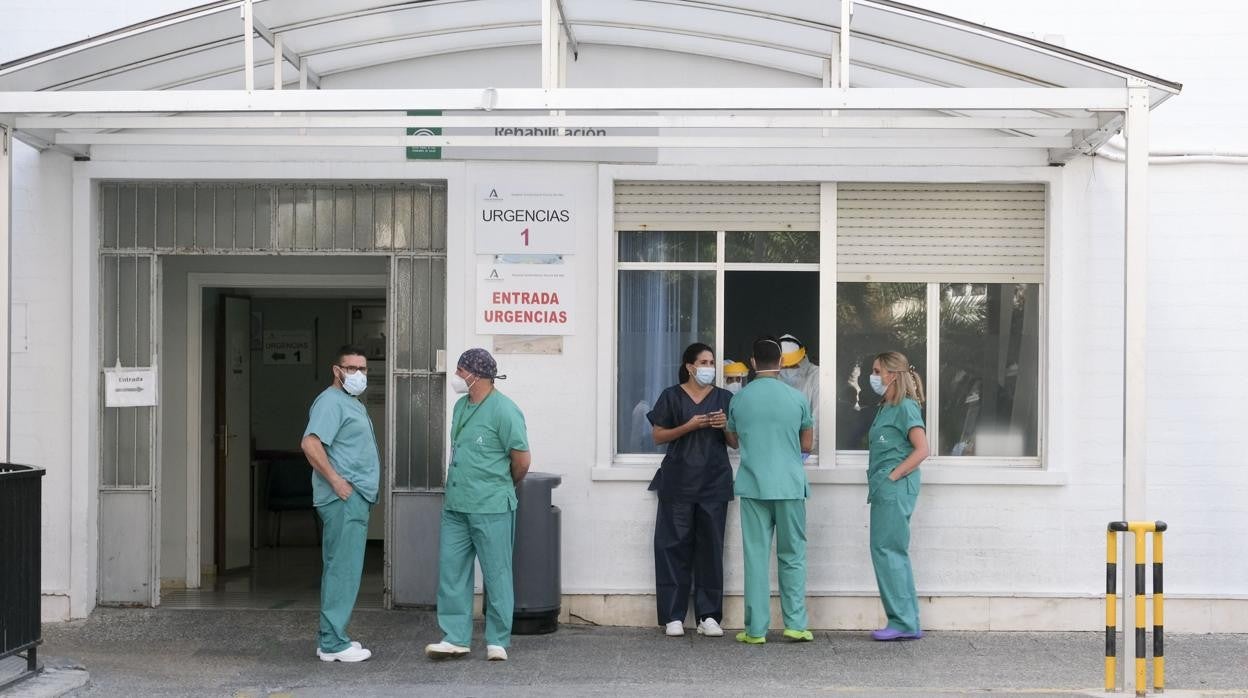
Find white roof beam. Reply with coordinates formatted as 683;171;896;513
0;88;1129;113
52;133;1073;149
16;115;1099;130
253;17;321;89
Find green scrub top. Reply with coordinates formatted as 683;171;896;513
303;386;381;507
444;389;530;514
867;397;925;501
727;377;814;500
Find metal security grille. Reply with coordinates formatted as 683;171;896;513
99;182;438;253
99;254;156;489
836;182;1047;282
392;183;448;491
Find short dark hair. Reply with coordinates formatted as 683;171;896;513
678;342;714;383
752;335;782;370
335;345;367;365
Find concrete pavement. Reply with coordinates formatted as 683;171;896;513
11;608;1248;697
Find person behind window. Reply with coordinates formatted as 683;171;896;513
646;342;734;638
723;360;749;395
724;337;815;645
866;351;929;641
778;333;820;453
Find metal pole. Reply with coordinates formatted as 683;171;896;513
1121;78;1150;694
839;0;852;88
0;125;10;462
242;0;255;92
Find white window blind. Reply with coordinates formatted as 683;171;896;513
614;182;820;232
837;183;1046;282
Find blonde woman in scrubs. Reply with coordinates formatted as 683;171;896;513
866;351;929;641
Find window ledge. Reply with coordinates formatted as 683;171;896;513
592;465;1066;486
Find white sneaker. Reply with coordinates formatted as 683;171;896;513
317;644;372;662
664;620;685;637
316;641;361;652
697;618;724;637
486;645;508;661
424;640;470;659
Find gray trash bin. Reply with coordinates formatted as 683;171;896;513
512;471;562;634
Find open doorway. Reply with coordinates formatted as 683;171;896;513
165;287;387;609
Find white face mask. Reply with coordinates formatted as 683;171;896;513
450;374;471;394
725;382;742;395
869;374;888;396
342;371;367;397
693;366;716;386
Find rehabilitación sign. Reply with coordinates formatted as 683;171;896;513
476;263;575;335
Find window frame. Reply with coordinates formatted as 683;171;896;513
596;172;1056;479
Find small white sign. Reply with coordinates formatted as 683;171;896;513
263;330;313;365
104;368;158;407
477;263;575;335
475;180;577;254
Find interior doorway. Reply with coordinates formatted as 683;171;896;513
164;276;389;609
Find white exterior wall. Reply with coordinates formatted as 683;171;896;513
5;2;1246;629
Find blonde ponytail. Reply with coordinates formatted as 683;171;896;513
875;351;925;406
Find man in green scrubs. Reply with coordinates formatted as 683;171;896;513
426;348;531;662
301;345;380;663
725;337;815;644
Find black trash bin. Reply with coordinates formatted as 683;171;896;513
0;463;45;689
512;471;562;634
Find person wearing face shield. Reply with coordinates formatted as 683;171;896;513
723;360;749;395
426;348;531;663
300;345;381;663
778;333;820;453
646;342;734;638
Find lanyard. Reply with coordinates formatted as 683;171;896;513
451;392;492;444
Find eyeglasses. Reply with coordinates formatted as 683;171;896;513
338;365;368;374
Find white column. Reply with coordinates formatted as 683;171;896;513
839;0;852;89
1121;77;1150;694
242;0;255;92
0;125;11;461
541;0;558;90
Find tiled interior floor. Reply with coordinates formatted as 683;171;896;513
161;542;384;610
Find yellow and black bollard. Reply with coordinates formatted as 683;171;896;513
1105;520;1166;695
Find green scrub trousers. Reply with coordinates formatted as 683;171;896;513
739;497;808;637
869;476;920;633
316;491;372;653
436;509;517;648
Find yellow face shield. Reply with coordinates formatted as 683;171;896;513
723;361;749;379
780;346;806;368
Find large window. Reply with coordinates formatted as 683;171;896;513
613;181;1045;466
616;230;819;455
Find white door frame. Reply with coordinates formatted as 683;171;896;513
184;272;388;588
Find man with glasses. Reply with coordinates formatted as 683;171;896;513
301;345;380;662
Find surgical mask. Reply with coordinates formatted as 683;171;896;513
449;374;470;394
694;366;715;386
343;371;367;397
725;383;742;395
869;374;887;396
780;368;801;386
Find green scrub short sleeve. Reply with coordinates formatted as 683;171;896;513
900;399;925;433
304;394;343;445
498;403;530;453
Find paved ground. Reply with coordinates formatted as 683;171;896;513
8;608;1248;697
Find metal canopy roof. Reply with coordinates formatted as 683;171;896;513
0;0;1181;161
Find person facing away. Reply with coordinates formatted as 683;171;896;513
301;345;380;663
866;351;929;641
725;336;815;645
647;342;733;638
425;348;531;663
